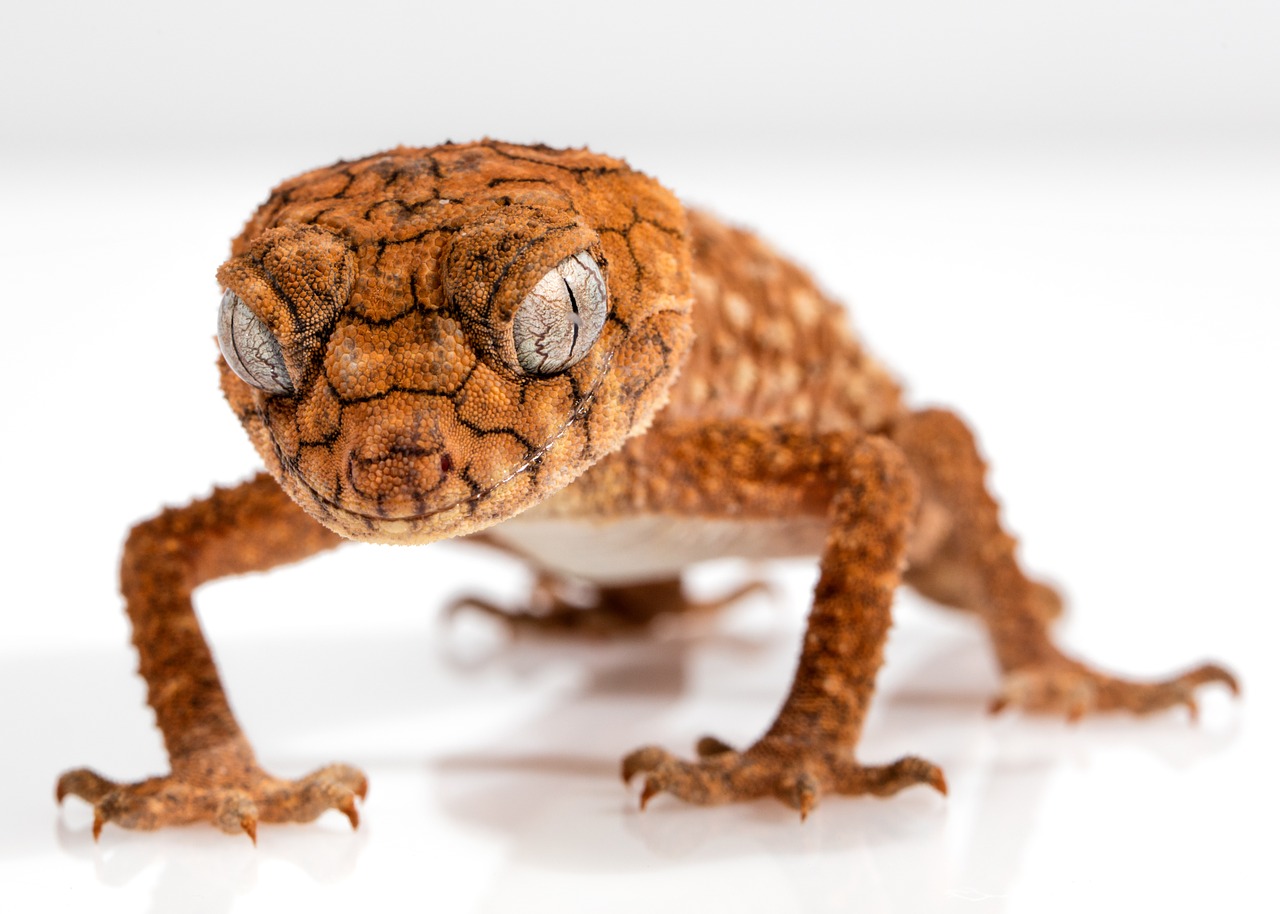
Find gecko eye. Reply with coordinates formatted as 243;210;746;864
217;289;294;395
511;252;607;375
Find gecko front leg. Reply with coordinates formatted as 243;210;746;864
600;421;945;817
57;474;365;840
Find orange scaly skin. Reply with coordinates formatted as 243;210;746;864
57;142;1238;837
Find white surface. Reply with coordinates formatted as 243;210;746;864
2;1;1277;911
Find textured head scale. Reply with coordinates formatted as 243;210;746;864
216;142;694;543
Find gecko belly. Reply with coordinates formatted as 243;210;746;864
483;514;829;586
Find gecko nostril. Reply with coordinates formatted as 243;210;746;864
440;453;454;474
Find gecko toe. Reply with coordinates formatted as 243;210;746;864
777;771;819;821
1179;663;1240;697
57;768;115;805
831;755;947;798
214;791;259;837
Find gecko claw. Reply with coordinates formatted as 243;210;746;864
785;772;818;822
338;794;360;830
242;815;258;845
639;778;662;811
92;809;106;842
929;768;948;796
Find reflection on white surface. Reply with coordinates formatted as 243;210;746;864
4;553;1259;913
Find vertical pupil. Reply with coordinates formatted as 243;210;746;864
563;278;580;353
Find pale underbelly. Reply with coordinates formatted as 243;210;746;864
482;514;830;586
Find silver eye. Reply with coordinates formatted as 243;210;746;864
512;252;607;375
217;289;293;395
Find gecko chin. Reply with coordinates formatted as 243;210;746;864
286;453;543;545
295;477;511;545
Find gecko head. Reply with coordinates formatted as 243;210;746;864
215;143;694;543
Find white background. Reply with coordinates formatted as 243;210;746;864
2;1;1277;911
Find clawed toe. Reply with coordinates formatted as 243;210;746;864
213;792;259;840
832;755;947;798
56;768;115;805
779;771;819;820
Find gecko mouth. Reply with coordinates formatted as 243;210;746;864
275;349;615;530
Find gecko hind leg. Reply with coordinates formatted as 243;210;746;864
448;575;770;637
56;475;366;840
892;408;1239;720
906;551;1065;626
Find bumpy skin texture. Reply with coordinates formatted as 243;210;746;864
58;142;1237;837
218;143;693;543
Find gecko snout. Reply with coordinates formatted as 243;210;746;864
338;405;470;519
347;436;448;511
308;388;546;526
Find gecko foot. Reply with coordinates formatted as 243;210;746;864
449;575;770;637
56;761;367;841
990;661;1240;722
621;737;946;820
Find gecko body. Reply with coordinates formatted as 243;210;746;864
58;142;1236;837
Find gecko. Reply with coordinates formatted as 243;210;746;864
57;141;1238;840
